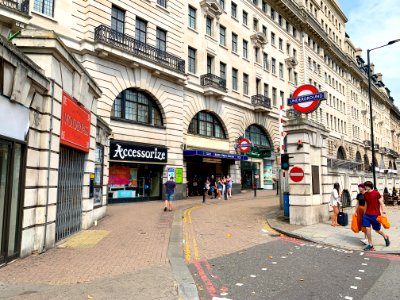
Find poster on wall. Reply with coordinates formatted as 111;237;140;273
109;166;131;185
167;168;175;180
175;168;183;184
263;160;273;190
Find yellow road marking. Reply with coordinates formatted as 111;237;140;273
193;237;200;260
185;231;191;263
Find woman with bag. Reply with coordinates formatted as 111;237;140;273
330;183;341;226
354;183;368;244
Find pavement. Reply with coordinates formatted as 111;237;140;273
267;206;400;253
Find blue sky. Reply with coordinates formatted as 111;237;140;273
337;0;400;105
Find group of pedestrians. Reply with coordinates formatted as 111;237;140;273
330;181;390;251
204;175;233;200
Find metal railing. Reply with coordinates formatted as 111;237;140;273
0;0;29;14
200;73;227;91
251;94;272;109
94;25;185;74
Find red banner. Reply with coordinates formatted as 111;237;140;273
60;91;91;152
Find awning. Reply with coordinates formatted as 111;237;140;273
183;150;248;161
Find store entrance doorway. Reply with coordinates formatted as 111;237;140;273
0;139;24;265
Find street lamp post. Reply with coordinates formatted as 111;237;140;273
367;39;400;189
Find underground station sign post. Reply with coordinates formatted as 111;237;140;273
287;85;327;114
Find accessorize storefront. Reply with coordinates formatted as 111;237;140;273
108;140;168;202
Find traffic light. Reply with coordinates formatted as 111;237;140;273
281;153;290;170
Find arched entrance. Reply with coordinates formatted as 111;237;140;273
355;151;362;171
364;154;370;172
241;124;274;190
337;146;346;160
185;110;231;196
108;88;167;203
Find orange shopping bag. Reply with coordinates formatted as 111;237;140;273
351;214;359;233
377;215;391;229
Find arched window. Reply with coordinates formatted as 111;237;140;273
245;124;271;147
188;111;226;139
364;154;370;172
112;89;163;126
337;146;346;160
355;151;362;171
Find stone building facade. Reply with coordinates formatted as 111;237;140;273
2;0;400;261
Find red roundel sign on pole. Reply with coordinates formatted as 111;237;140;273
287;85;327;114
238;138;252;153
289;167;304;182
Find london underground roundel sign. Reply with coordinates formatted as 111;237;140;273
238;138;252;153
287;85;327;114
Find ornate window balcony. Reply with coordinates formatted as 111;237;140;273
200;73;227;96
0;0;30;29
0;0;28;13
94;25;185;74
251;95;272;112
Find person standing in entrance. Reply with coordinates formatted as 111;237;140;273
164;176;176;212
330;183;341;226
210;175;217;199
362;181;390;251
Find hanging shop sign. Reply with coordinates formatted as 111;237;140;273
247;148;272;159
235;138;252;153
110;141;168;163
287;85;327;114
60;91;91;152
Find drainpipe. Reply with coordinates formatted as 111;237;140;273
41;79;55;253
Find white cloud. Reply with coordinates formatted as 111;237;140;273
344;0;400;104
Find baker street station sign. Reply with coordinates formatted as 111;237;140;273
110;141;167;163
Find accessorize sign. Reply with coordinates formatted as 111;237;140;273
60;91;91;152
110;141;168;163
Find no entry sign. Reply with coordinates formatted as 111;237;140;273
237;138;252;153
287;85;327;114
289;167;304;182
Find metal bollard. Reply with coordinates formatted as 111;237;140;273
254;179;257;197
203;188;206;203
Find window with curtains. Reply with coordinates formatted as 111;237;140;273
157;0;166;8
112;89;163;127
34;0;54;17
135;18;147;43
188;111;226;139
111;5;125;34
188;6;196;29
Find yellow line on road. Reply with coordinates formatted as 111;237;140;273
185;231;191;263
193;237;200;260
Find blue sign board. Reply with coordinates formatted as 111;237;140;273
183;150;248;161
287;92;327;106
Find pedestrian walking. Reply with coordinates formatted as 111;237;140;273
362;181;390;251
204;178;210;202
222;176;227;200
164;176;176;212
355;183;368;244
226;175;233;198
330;183;341;226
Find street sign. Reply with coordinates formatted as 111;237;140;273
287;85;327;114
289;167;304;182
237;138;252;153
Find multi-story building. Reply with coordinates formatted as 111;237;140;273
1;0;400;260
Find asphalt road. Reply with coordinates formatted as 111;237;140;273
189;238;400;300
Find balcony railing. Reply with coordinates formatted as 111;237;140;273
251;95;272;109
94;25;185;74
0;0;29;14
200;73;226;91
